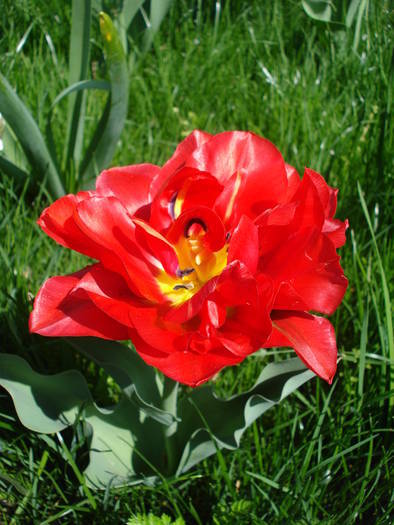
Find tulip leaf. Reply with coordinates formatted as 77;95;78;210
0;156;30;184
66;0;92;168
80;12;129;187
0;74;65;198
301;0;332;22
173;358;314;474
0;350;314;488
142;0;174;53
68;338;179;425
0;353;92;433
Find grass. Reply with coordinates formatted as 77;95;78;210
0;0;393;523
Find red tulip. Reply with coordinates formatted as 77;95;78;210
29;131;348;386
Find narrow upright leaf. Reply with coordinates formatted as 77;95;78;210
142;0;173;53
0;74;65;197
80;12;129;187
66;0;92;169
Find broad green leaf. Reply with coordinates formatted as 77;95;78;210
66;0;92;168
68;338;178;425
0;74;65;198
173;359;314;474
0;351;314;487
301;0;332;22
0;354;92;433
80;12;129;187
0;155;29;183
142;0;173;53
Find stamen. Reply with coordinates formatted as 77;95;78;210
173;283;194;290
168;192;178;219
176;267;195;277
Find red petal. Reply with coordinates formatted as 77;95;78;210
75;196;164;302
68;263;137;328
96;163;160;216
268;230;348;315
290;169;325;231
188;131;288;222
270;311;338;383
150;130;212;196
150;167;223;232
305;168;338;218
133;333;243;387
228;215;259;274
37;193;100;257
285;163;300;201
29;267;129;340
166;205;226;252
323;218;349;248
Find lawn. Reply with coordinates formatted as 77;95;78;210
0;0;392;523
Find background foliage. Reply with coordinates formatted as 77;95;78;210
0;0;392;523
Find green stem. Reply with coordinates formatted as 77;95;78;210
162;375;179;475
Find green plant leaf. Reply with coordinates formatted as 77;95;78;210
116;0;145;53
0;353;92;433
301;0;332;22
0;155;29;184
0;351;314;487
173;358;314;474
66;0;92;168
0;74;65;198
142;0;173;53
68;338;178;425
80;12;129;187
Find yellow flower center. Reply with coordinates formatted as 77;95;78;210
157;223;227;306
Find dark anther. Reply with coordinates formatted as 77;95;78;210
173;283;194;290
226;232;231;241
184;218;207;237
168;192;178;219
176;267;195;277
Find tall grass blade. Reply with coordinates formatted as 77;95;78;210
142;0;173;53
357;183;393;403
0;73;65;198
65;0;92;169
80;13;128;186
117;0;144;53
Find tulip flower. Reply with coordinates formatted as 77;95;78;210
30;131;348;386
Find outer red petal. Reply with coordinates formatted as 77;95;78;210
305;167;338;219
323;218;349;248
29;267;129;340
268;229;348;315
228;215;259;274
270;311;338;383
285;163;301;201
75;196;164;302
96;164;160;217
37;192;99;257
188;131;288;222
132;333;243;387
150;130;212;196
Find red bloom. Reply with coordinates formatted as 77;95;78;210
30;131;348;386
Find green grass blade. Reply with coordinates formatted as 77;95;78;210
0;155;29;183
117;0;144;53
142;0;173;53
357;182;393;402
65;0;92;168
80;12;129;186
0;73;65;198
